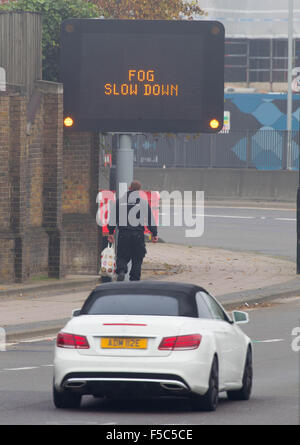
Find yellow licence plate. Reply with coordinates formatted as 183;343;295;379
101;337;148;349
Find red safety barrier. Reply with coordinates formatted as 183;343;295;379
103;154;112;167
98;190;160;235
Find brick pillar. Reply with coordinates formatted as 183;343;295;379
0;84;65;284
62;132;101;275
0;93;15;282
37;81;64;279
9;94;27;282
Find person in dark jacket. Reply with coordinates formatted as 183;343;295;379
108;181;158;281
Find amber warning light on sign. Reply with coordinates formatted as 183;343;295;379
64;116;74;127
209;119;220;129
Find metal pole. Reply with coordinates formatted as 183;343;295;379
116;134;134;195
297;113;300;274
270;39;274;92
291;0;300;273
287;0;294;170
297;183;300;274
116;134;134;280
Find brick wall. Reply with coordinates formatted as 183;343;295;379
0;85;101;283
0;95;10;232
0;85;60;283
62;132;101;275
0;11;101;283
0;94;14;281
38;82;64;279
63;133;92;214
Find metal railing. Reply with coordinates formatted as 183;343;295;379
132;131;300;170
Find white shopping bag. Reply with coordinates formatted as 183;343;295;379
99;244;116;280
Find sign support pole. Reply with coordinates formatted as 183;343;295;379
115;134;134;280
116;134;134;194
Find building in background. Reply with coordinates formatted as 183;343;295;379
199;0;300;92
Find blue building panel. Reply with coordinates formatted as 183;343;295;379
224;93;300;169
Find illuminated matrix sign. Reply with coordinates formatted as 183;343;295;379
61;20;225;133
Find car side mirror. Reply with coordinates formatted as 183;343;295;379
232;310;249;325
72;309;81;317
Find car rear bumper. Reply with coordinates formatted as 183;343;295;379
54;350;213;396
61;372;191;398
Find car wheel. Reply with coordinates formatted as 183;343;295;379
53;385;82;409
191;356;219;412
227;347;253;401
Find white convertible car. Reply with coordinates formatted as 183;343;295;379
53;281;253;411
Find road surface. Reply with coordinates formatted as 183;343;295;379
0;297;299;425
159;205;296;261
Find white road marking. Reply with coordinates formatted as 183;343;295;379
47;421;118;426
1;364;53;372
4;336;56;348
160;211;255;219
3;367;39;371
171;204;296;212
159;212;180;216
200;214;256;220
161;211;296;222
19;337;56;343
253;339;285;344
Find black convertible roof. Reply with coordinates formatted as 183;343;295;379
81;281;206;317
93;281;207;297
81;282;209;318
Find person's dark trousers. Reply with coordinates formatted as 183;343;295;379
116;231;146;281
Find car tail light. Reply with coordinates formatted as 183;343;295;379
73;335;90;349
158;334;202;351
57;332;90;349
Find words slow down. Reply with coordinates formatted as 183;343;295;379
104;69;179;97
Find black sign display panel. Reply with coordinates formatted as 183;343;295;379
61;19;225;133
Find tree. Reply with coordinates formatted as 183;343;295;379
95;0;204;20
0;0;99;82
0;0;204;81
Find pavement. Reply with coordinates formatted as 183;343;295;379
0;242;299;343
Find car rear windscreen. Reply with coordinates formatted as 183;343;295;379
83;294;180;316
